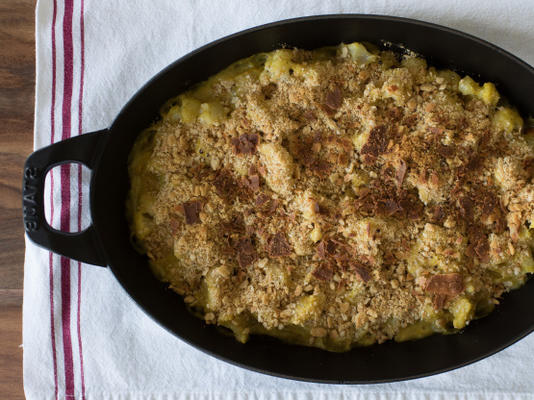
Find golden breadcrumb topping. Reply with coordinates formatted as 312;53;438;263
127;43;534;351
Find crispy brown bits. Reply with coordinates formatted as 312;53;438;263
403;114;418;128
458;196;474;220
290;135;333;177
429;126;444;135
424;273;464;296
401;193;425;220
248;174;260;191
302;110;317;121
267;233;292;257
436;143;454;159
291;132;354;173
255;193;269;207
258;165;267;179
322;86;343;115
316;239;337;260
240;174;260;193
236;237;257;268
310;199;321;215
425;273;464;309
316;243;325;259
219;214;246;235
432;294;449;310
318;203;332;217
182;200;203;224
255;194;279;216
429;171;439;186
479;189;506;233
457;153;483;180
456;189;502;262
474;237;490;262
465;154;482;172
354;180;423;220
248;164;259;176
395;159;407;189
350;262;371;283
215;170;253;202
360;125;389;164
231;133;259;155
381;199;402;216
466;230;490;263
388;106;403;121
524;158;534;178
310;159;332;175
316;238;372;282
214;170;237;201
312;263;334;281
429;205;446;224
168;216;181;235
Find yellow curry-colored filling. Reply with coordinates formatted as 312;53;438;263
127;42;534;351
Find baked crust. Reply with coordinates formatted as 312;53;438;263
127;43;534;351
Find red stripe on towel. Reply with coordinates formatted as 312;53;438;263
77;0;87;398
60;256;74;398
49;0;59;398
77;259;85;400
49;254;59;400
60;0;75;397
78;0;85;136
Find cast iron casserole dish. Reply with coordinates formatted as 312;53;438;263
23;15;534;383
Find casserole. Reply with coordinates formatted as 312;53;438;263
23;15;534;383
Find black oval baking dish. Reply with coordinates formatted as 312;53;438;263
23;14;534;384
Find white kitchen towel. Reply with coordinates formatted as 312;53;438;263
24;1;534;399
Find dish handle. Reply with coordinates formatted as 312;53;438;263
22;130;108;266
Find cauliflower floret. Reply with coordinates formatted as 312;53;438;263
338;42;377;65
459;76;500;107
258;142;295;196
381;68;414;105
493;107;523;133
296;190;319;221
